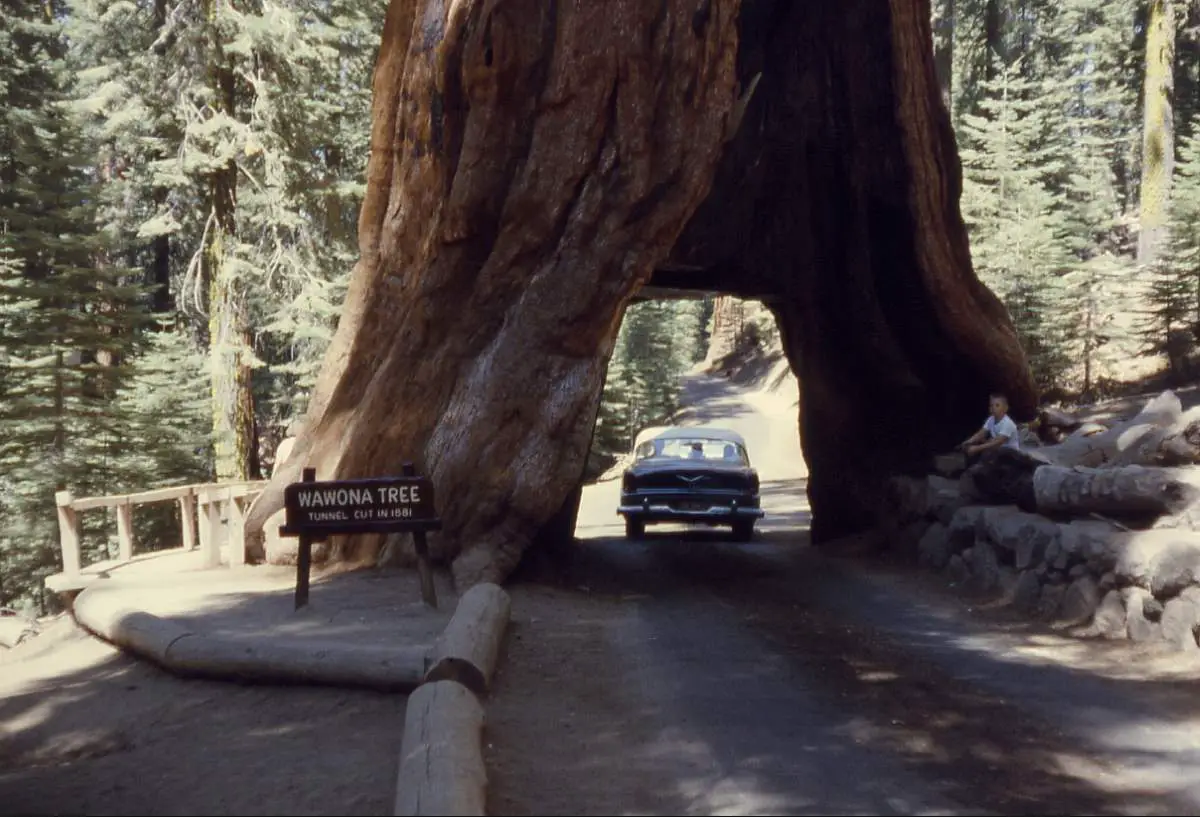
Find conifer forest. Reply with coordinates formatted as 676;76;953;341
3;0;1200;610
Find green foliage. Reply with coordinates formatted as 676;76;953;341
0;0;150;610
950;0;1157;395
959;60;1076;389
593;299;713;457
1143;124;1200;366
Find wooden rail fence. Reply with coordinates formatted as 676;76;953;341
53;481;269;586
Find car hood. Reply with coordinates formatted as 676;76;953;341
625;459;757;478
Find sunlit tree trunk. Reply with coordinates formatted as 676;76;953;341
1138;0;1177;267
204;0;258;481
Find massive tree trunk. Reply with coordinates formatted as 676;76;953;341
246;0;1034;582
666;0;1035;545
246;0;740;584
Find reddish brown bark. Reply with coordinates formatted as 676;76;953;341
247;0;1036;581
246;0;740;584
660;0;1035;544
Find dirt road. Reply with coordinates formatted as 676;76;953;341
485;373;1200;816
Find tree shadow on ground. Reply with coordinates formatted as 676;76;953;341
497;533;1200;816
0;567;443;817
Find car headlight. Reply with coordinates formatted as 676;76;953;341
749;472;760;494
622;473;636;493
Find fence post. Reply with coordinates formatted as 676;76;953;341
228;488;246;567
197;492;211;554
203;491;223;568
55;491;82;575
179;492;197;551
116;500;134;562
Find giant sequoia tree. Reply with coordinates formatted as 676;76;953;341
245;0;1036;586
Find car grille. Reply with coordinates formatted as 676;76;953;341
635;471;748;491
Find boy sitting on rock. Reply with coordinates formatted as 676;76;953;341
960;392;1020;458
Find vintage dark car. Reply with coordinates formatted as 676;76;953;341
617;426;764;541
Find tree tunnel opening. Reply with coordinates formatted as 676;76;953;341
245;0;1037;589
517;290;806;574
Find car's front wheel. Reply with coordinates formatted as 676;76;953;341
625;517;645;540
731;519;755;542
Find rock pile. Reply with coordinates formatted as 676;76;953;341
881;391;1200;652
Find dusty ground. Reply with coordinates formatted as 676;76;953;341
0;567;454;817
485;372;1200;816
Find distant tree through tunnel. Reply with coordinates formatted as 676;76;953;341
245;0;1036;587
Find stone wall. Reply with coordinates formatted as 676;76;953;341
883;459;1200;653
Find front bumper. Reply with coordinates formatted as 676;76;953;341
618;500;765;522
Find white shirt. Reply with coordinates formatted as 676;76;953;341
984;414;1020;450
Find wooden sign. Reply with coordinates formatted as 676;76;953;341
279;465;442;611
282;476;439;537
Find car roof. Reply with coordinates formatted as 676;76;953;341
633;426;748;448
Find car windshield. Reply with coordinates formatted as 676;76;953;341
634;437;749;466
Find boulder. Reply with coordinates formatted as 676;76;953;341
1011;570;1043;612
979;507;1059;570
1052;549;1071;571
934;452;968;478
967;540;1002;593
1061;575;1100;625
1090;590;1127;639
1092;530;1200;595
895;518;931;561
1098;571;1117;591
1037;583;1066;620
958;470;982;501
1068;564;1090;580
886;475;928;522
1148;541;1200;599
926;475;967;525
997;566;1020;598
1159;589;1200;652
1059;519;1123;566
1123;587;1162;642
1043;539;1062;567
946;554;970;585
917;522;952;570
1143;595;1165;622
948;506;987;552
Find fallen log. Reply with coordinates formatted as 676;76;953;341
1036;406;1082;444
1039;391;1200;468
74;588;429;692
394;680;486;817
0;616;37;649
1033;465;1200;519
423;583;511;696
962;447;1042;512
166;636;429;692
965;446;1200;523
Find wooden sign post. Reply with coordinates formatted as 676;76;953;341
280;463;442;611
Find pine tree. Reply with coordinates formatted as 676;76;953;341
1144;123;1200;376
1041;0;1142;394
0;0;149;611
959;59;1076;390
